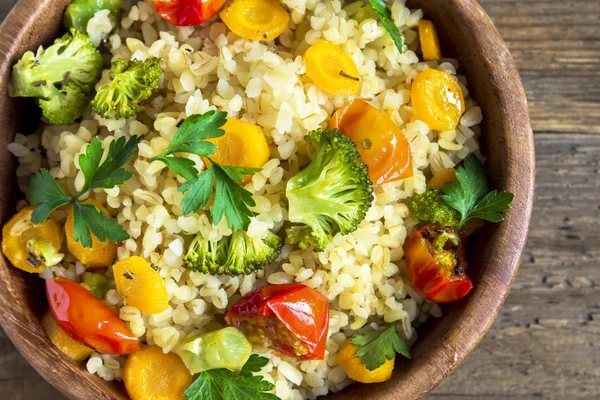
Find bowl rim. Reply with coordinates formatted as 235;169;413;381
0;0;535;399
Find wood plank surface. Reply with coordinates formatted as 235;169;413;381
0;0;599;399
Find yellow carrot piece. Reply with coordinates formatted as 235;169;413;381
304;40;360;97
124;345;192;400
419;20;442;61
220;0;289;41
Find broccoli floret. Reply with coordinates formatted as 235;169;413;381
9;29;102;125
285;129;374;252
64;0;121;33
183;230;282;275
409;187;461;227
91;58;163;119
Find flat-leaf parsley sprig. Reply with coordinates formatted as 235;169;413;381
351;323;411;371
184;354;279;400
28;134;145;248
151;110;260;231
442;155;515;227
368;0;405;55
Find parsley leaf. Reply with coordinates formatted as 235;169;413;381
368;0;405;54
184;355;279;400
77;135;145;197
442;155;514;227
179;166;216;216
351;324;411;371
72;201;130;248
28;169;72;224
161;111;226;157
156;112;261;231
157;156;199;182
211;163;257;231
27;135;143;247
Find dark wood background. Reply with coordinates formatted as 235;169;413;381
1;0;598;398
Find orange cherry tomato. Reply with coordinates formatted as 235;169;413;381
46;277;140;355
329;98;413;185
405;225;472;303
154;0;227;26
225;284;329;360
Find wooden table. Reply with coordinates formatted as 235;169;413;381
1;0;599;398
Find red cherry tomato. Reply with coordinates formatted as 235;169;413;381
46;277;140;355
225;284;329;360
153;0;227;26
405;225;472;303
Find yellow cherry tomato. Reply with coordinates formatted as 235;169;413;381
65;199;118;268
330;98;413;184
124;345;192;400
411;68;465;131
336;339;394;383
220;0;289;41
427;168;457;189
419;20;442;61
113;256;169;315
305;40;360;97
2;205;64;274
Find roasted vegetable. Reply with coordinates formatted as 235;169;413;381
427;168;457;189
9;29;102;125
153;0;226;26
330;98;413;184
82;273;112;298
304;40;360;96
205;118;270;183
418;20;442;61
124;345;192;400
42;311;94;361
285;129;373;251
411;68;465;131
113;256;168;314
46;277;140;354
220;0;289;41
1;206;63;274
226;284;329;360
91;58;163;120
405;225;472;303
409;187;461;227
63;0;121;33
336;339;394;383
183;230;281;275
65;199;118;268
177;327;252;374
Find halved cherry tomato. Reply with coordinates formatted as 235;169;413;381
46;277;140;355
225;284;329;360
405;225;472;303
329;98;413;185
154;0;227;26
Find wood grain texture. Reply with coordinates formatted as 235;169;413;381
0;0;595;399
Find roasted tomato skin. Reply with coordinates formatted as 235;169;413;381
405;225;472;303
329;98;413;185
46;277;140;355
154;0;227;26
225;284;329;360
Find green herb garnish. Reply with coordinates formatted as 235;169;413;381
368;0;405;55
442;155;515;227
29;135;144;247
351;323;411;371
184;354;279;400
152;111;260;231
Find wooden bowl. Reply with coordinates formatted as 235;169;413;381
0;0;535;399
